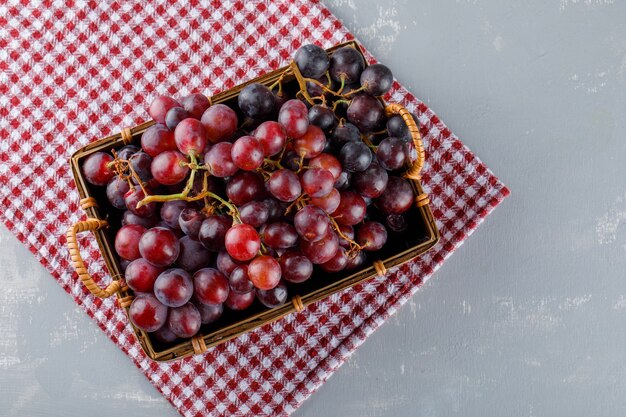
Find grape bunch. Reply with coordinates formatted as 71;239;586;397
80;43;419;344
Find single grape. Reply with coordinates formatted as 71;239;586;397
294;205;331;242
356;221;388;251
195;301;223;325
129;294;168;332
125;258;162;293
139;227;180;267
152;324;178;343
254;121;287;156
151;150;189;185
386;115;411;140
176;236;212;272
340;141;372;172
360;64;393;96
308;105;337;132
281;150;301;171
167;302;201;338
309;153;342;180
261;222;298;249
114;224;146;261
160;200;187;230
225;289;255;310
263;198;284;222
124;185;157;217
248;255;281;290
306;75;333;98
174;118;207;156
149;95;181;124
267;169;301;202
336;224;355;248
386;213;408;232
106;176;131;209
294;44;330;78
334;171;351;190
345;251;367;271
376;137;408;171
256;280;288;308
320;246;349;273
154;268;194;308
293;125;326;158
181;93;211;119
205;142;238;178
239;201;269;228
122;210;158;228
231;135;264;171
165;107;190;131
329;46;365;84
279;249;313;283
193;268;229;305
238;83;275;120
82;152;115;186
228;265;254;294
201;103;238;143
353;162;388;198
309;187;341;214
278;99;309;138
198;215;232;252
332;191;367;226
216;251;240;276
117;145;140;160
178;208;204;240
225;171;265;205
347;94;385;133
140;124;176;157
300;230;339;264
301;168;334;198
129;151;153;182
225;224;261;261
375;176;414;214
331;122;360;150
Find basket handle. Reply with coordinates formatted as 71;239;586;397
384;103;424;180
66;219;121;298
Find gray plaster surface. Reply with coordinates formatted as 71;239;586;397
1;0;625;416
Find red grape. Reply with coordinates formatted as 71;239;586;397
117;145;140;160
176;236;212;272
310;188;341;214
125;258;163;293
309;153;342;180
198;215;232;252
225;224;261;261
200;104;238;143
353;162;388;198
231;135;264;171
167;302;201;338
193;268;229;305
386;213;408;232
165;107;190;131
261;222;298;249
205;142;238;177
122;210;158;229
301;168;334;197
225;171;265;205
253;121;286;156
294;44;330;78
178;208;204;239
345;251;367;271
141;124;176;157
114;224;146;261
375;176;414;214
332;191;366;226
239;201;269;228
320;246;349;273
248;255;281;290
139;227;180;267
154;268;194;307
356;221;387;251
195;301;223;324
238;83;276;120
216;251;240;276
346;94;385;133
124;185;158;217
225;289;255;310
174;118;207;156
151;150;189;185
153;324;178;343
279;249;313;283
267;169;301;202
377;137;408;171
129;294;168;332
228;265;254;294
293;125;326;158
360;63;393;96
82;152;115;186
181;93;211;119
106;176;131;209
337;224;355;248
278;99;309;138
256;280;288;308
294;205;331;242
300;230;339;264
160;200;187;230
149;95;181;124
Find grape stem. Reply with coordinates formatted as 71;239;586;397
290;61;317;106
332;99;350;113
284;194;309;215
327;214;363;255
342;84;366;97
302;77;340;96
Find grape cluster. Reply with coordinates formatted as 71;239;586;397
80;44;419;344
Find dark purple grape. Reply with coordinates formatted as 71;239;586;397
129;151;153;182
331;122;360;150
329;46;365;84
263;198;284;222
181;93;211;119
356;221;387;251
165;107;190;131
308;105;337;132
281;150;301;171
178;208;204;239
226;171;266;206
347;94;385;133
334;171;351;190
153;324;178;343
176;236;212;272
228;265;254;294
195;301;223;325
106;177;131;209
340;141;372;172
256;280;288;308
360;64;393;96
198;215;232;252
337;224;355;248
238;83;276;119
386;115;410;140
160;200;187;230
386;213;408;232
377;137;408;171
239;201;269;227
306;76;333;98
376;176;414;214
294;44;330;78
279;249;313;283
216;251;240;276
353;162;388;198
122;210;158;228
117;145;140;160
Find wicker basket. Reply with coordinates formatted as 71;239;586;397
66;41;439;361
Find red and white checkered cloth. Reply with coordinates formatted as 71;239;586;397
0;0;508;415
